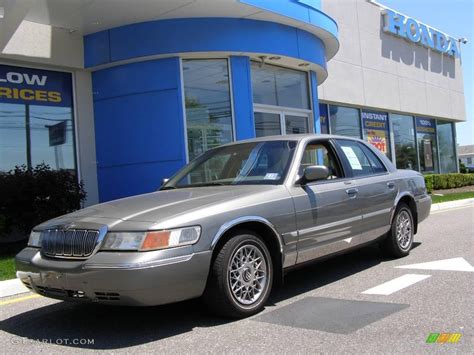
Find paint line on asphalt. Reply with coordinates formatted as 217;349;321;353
0;294;41;306
362;274;431;295
396;257;474;272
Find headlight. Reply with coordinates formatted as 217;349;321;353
28;231;42;247
101;226;201;251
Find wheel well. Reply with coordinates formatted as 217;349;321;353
211;221;284;288
397;196;418;234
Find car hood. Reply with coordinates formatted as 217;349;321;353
36;185;280;230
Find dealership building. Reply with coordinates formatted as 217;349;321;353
0;0;467;205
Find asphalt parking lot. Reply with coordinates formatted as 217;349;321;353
1;206;473;354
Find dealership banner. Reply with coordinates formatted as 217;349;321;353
416;117;436;135
362;110;389;155
0;65;72;107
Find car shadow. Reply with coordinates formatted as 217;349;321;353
0;242;422;350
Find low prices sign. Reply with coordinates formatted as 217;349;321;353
0;64;72;107
362;110;389;155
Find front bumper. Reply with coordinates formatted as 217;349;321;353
15;247;212;306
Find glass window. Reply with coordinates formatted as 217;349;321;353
183;59;233;161
164;140;297;188
392;114;418;171
300;142;342;179
437;121;457;173
338;140;375;177
0;103;27;171
359;143;387;174
416;117;438;173
319;103;329;134
254;112;281;137
251;62;310;109
0;65;76;174
468;157;472;165
285;115;308;135
329;105;361;138
362;110;391;159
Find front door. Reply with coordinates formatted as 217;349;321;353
288;139;364;264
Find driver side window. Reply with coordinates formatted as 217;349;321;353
300;142;342;180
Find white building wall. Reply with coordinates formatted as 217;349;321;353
320;0;466;122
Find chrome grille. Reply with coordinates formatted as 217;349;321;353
41;229;100;258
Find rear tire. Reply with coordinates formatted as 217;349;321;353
382;203;414;258
203;231;273;318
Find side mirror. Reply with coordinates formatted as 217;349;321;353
303;165;329;183
159;178;170;190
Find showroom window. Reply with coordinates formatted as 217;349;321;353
329;105;361;139
416;117;439;174
182;59;233;161
437;120;457;173
361;110;391;159
391;114;418;170
251;62;311;137
319;103;329;134
0;65;76;173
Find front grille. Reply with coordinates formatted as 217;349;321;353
41;229;100;258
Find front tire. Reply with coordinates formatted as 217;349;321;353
203;231;273;318
382;203;414;258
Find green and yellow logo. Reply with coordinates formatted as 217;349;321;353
426;333;462;344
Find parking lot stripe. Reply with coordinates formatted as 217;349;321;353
362;274;431;295
0;294;41;306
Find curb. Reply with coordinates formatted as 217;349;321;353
0;278;29;298
430;198;474;212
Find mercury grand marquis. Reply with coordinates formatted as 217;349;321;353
16;134;431;318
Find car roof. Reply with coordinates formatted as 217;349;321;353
221;133;364;146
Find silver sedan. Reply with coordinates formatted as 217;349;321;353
16;134;431;318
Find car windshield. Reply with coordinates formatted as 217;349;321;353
163;140;297;189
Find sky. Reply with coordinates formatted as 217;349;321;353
379;0;473;146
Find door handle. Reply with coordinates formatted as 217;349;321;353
346;188;358;198
387;182;395;189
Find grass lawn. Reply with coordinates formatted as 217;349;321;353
431;191;474;204
0;254;16;281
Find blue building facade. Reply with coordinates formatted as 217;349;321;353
84;0;339;202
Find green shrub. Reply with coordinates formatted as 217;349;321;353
424;173;474;193
0;164;86;240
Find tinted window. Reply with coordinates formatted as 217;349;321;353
300;142;342;180
338;140;386;177
329;105;361;139
183;59;233;160
392;114;417;170
437;121;456;173
359;143;387;174
251;63;310;109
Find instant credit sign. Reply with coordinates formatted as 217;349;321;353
362;110;389;155
0;65;72;107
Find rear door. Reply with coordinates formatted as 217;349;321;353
335;139;396;244
288;139;364;264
